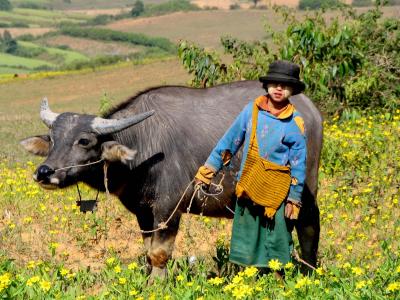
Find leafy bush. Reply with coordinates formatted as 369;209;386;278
298;0;341;10
0;0;11;11
229;3;241;9
59;26;176;53
0;30;17;54
10;21;29;28
143;0;200;16
16;34;35;41
352;0;373;7
17;2;48;9
131;0;145;17
178;5;400;115
86;14;115;26
13;44;45;58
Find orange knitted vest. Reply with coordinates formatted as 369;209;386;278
235;97;292;218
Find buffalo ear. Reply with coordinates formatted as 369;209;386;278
101;141;137;165
20;135;50;157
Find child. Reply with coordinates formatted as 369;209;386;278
195;60;307;269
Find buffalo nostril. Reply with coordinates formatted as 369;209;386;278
37;165;55;181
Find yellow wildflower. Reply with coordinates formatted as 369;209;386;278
27;261;36;269
129;289;138;296
351;267;364;276
387;282;400;292
0;273;11;292
208;277;224;285
232;275;243;284
268;259;282;271
26;276;40;286
39;280;51;292
106;257;115;265
295;277;312;289
118;277;127;285
356;281;366;289
114;265;121;273
284;262;294;269
128;262;138;270
60;268;69;277
244;266;258;277
176;275;184;281
316;267;324;275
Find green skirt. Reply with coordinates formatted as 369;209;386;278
229;198;294;267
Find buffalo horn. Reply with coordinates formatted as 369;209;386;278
40;97;59;128
91;110;155;135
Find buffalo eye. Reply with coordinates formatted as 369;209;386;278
78;138;90;146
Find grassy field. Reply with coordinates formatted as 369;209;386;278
0;8;89;27
18;41;88;64
40;35;143;58
0;52;54;70
104;7;400;49
0;75;399;297
105;10;271;50
0;58;190;161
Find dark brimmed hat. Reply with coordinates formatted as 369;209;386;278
259;60;305;95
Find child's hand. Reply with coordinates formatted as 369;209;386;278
285;200;301;219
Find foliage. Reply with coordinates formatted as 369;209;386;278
0;30;17;54
59;26;176;53
131;0;144;17
298;0;341;10
143;0;200;17
16;2;48;9
352;0;373;7
0;0;11;11
85;14;114;26
178;5;400;115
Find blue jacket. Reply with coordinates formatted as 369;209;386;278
205;98;307;203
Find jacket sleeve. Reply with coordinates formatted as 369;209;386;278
286;116;307;203
204;103;251;173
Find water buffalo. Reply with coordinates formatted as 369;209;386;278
21;80;322;279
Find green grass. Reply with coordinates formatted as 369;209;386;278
18;41;88;65
0;8;89;27
0;52;54;69
0;66;31;73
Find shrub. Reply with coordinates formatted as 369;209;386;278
17;34;35;41
298;0;341;10
131;0;145;17
59;26;176;53
10;21;29;28
229;3;241;9
352;0;373;7
86;14;114;26
17;2;48;9
178;5;400;115
144;0;200;16
0;0;11;11
0;30;17;54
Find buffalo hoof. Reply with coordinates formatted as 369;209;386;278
147;266;167;285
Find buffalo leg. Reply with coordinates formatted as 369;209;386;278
135;206;154;252
295;203;320;273
147;215;181;282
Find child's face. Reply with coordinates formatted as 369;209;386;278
266;83;293;102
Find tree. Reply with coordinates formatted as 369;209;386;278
0;0;12;11
0;30;17;54
131;0;144;17
178;5;400;114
